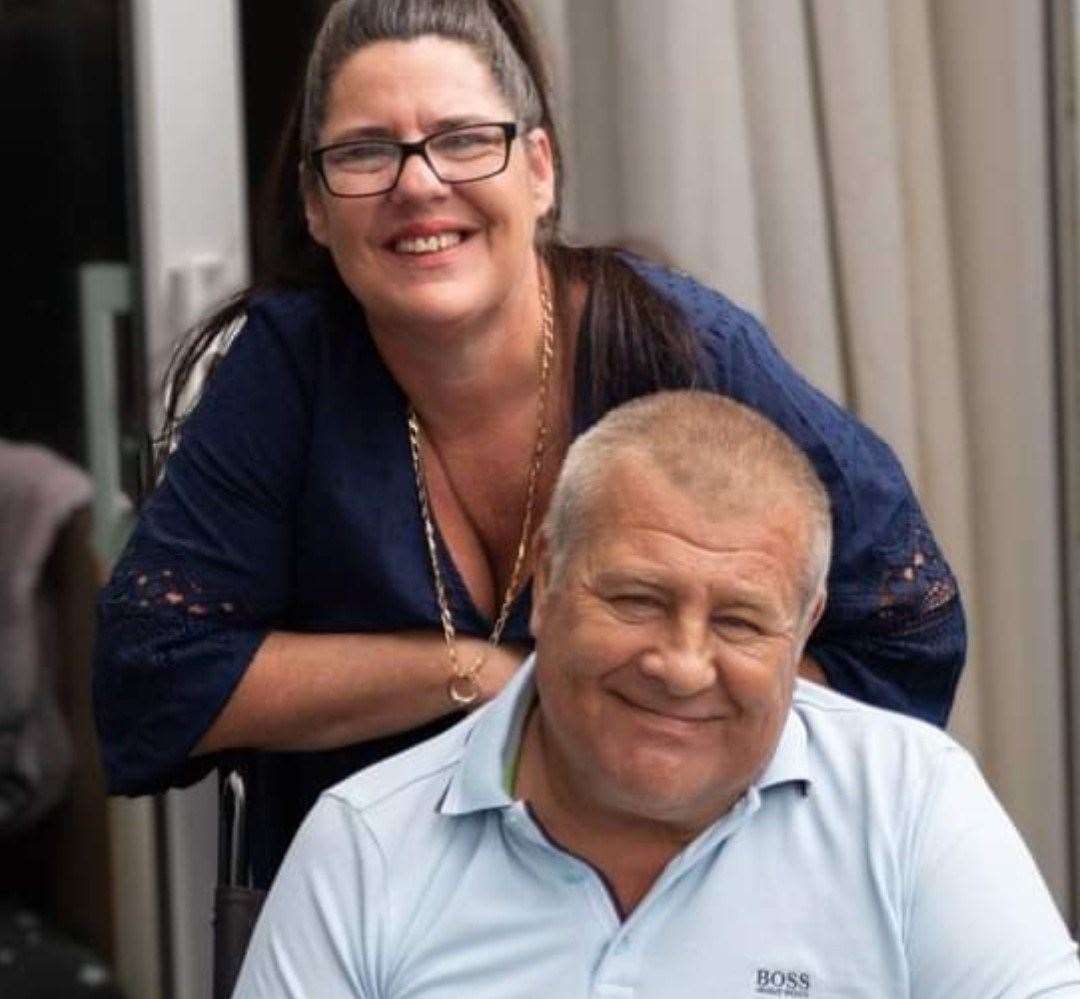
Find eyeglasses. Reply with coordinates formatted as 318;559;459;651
309;121;520;198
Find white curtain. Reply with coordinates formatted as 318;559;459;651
529;0;1072;910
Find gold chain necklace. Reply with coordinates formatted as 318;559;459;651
407;277;555;708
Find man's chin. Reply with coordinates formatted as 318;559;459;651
598;766;734;834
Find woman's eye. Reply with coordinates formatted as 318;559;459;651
326;144;394;171
432;130;499;158
442;134;482;150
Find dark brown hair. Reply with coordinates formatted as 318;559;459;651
159;0;709;459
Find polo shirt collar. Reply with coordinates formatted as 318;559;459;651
440;656;538;816
755;681;812;794
439;659;813;817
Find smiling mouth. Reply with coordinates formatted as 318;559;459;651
614;693;721;726
391;231;470;255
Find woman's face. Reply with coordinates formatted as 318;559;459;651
304;36;555;338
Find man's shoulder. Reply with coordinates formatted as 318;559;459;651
792;679;966;785
320;712;480;830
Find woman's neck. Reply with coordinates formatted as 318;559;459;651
369;263;547;439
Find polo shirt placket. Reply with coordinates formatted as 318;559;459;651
499;782;767;998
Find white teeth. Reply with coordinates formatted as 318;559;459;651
394;231;464;254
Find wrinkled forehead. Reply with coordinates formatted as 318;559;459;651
556;455;816;598
593;454;811;542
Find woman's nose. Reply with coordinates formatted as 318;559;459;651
390;150;449;201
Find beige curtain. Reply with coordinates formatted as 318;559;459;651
528;0;1071;909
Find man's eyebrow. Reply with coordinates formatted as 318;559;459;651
713;595;772;616
593;568;669;591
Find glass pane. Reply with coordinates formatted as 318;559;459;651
3;0;136;465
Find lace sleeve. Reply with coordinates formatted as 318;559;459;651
93;302;311;793
667;274;967;725
807;501;965;726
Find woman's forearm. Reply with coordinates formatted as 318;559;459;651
193;630;527;754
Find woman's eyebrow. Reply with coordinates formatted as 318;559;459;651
326;115;493;143
430;114;492;130
324;125;396;142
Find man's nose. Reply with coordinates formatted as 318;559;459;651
637;625;716;697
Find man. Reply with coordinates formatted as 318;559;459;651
235;391;1079;998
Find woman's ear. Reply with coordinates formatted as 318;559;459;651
301;165;330;247
524;127;556;221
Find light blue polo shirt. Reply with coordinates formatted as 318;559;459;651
234;661;1080;998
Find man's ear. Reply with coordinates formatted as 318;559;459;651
795;593;828;683
301;167;330;247
529;532;553;636
804;590;826;637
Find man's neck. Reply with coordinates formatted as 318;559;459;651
514;709;699;918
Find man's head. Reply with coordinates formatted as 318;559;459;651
529;390;831;835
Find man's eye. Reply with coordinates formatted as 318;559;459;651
713;616;761;637
609;594;663;614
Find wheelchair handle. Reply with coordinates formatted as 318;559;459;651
218;769;250;889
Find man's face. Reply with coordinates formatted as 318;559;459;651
530;459;822;834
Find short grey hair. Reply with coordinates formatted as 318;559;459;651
542;391;833;614
300;0;545;157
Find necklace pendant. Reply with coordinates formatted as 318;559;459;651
411;269;555;713
448;673;482;708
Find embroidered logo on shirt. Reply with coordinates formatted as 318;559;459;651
754;969;811;997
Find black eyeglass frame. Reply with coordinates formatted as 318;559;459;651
309;121;521;198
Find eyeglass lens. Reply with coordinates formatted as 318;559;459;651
320;124;512;196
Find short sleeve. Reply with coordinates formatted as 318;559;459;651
233;794;381;998
905;749;1080;998
93;299;313;793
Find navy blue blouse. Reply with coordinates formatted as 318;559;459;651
93;262;965;886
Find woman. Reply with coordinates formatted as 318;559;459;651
94;0;964;888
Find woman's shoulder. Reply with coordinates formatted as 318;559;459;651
617;251;760;336
223;281;371;390
179;284;358;421
245;282;360;344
